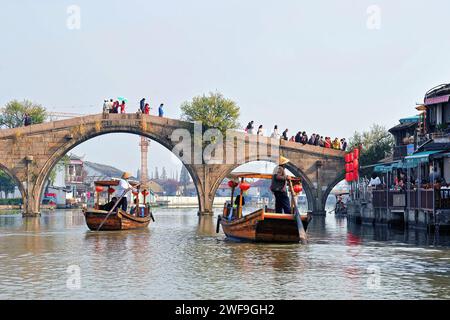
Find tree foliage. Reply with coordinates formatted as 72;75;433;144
0;170;17;199
349;124;395;176
180;92;240;133
0;100;47;128
48;155;70;186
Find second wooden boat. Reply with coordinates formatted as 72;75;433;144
217;172;311;243
83;208;152;231
83;180;154;231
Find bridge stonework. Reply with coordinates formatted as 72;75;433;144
0;114;345;216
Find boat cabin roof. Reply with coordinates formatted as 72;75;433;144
228;172;301;181
94;180;140;187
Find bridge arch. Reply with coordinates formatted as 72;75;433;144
321;173;346;211
32;128;202;215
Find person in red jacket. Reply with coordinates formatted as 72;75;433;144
120;101;126;113
144;103;150;115
112;100;119;113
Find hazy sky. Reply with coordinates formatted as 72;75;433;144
1;0;450;175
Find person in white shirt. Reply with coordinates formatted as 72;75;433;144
369;173;381;187
116;172;138;211
271;125;280;139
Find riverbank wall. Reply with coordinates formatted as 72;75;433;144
347;199;450;232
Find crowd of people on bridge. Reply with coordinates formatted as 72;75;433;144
102;98;165;117
244;121;347;151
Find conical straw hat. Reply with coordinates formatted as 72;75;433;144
279;156;290;166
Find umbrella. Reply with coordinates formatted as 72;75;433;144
117;96;128;102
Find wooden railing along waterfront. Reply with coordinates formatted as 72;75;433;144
372;188;450;211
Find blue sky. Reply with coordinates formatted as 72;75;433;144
1;0;450;175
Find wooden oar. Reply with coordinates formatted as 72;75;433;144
288;179;307;244
96;187;131;231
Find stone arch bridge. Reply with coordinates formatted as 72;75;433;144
0;114;345;216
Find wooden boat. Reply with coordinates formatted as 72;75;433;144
83;180;153;231
334;192;349;215
84;208;151;231
217;172;312;243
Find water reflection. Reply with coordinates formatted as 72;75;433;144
0;209;448;299
347;221;450;247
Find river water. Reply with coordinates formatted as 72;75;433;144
0;207;449;300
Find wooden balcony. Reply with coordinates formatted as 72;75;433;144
392;145;410;160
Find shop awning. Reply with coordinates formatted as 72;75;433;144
430;152;450;159
424;94;450;105
403;150;443;167
374;161;401;173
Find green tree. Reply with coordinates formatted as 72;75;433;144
180;92;240;133
0;99;47;128
0;170;17;199
349;124;395;176
48;155;70;186
179;166;191;196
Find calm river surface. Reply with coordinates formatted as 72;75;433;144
0;207;449;300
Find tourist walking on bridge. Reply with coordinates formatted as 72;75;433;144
140;98;146;113
158;103;164;117
245;121;255;134
23;113;31;126
270;125;280;139
257;125;264;136
282;129;289;140
120;100;126;114
341;138;347;151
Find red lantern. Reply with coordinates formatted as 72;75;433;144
344;153;350;163
108;187;115;194
353;148;360;159
141;190;149;196
227;180;238;188
353;159;359;170
95;186;104;193
132;191;139;196
239;182;251;191
354;170;359;179
293;184;303;194
345;163;354;173
345;153;354;163
345;172;354;182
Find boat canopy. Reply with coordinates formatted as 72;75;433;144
228;172;300;181
94;180;140;187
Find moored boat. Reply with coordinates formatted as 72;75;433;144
217;172;311;243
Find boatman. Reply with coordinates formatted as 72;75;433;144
270;156;292;214
116;172;138;212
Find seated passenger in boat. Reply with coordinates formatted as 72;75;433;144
100;197;118;211
130;197;139;216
